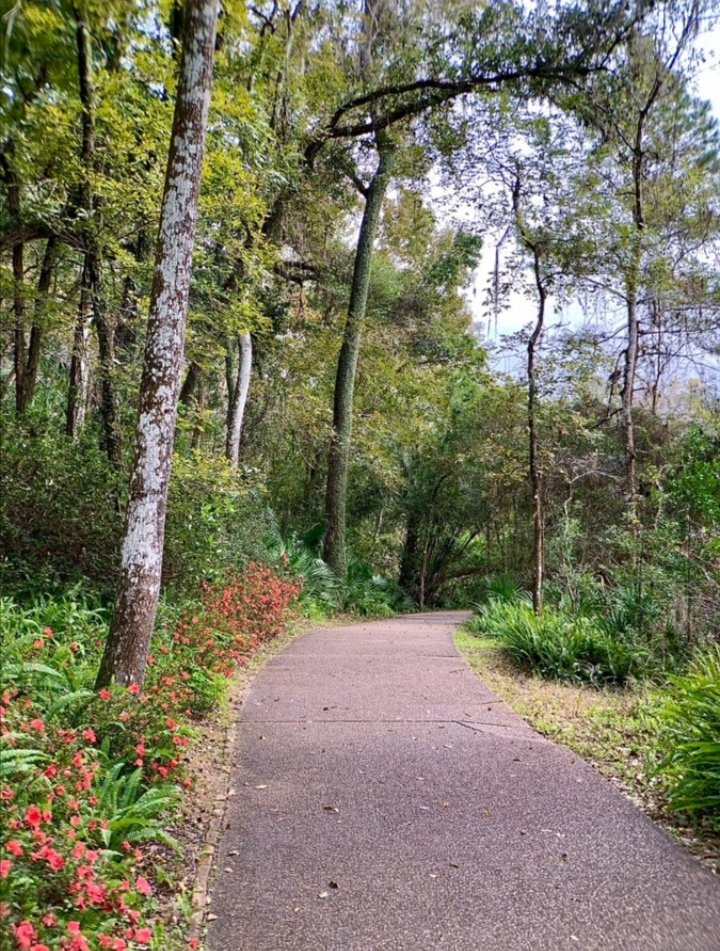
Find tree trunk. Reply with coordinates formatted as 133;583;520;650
96;0;218;689
75;10;122;467
622;239;641;524
322;132;396;575
2;152;27;415
17;237;58;413
527;251;546;615
92;264;122;468
398;509;420;599
513;172;546;614
179;359;202;404
225;332;252;466
66;260;92;439
12;243;26;413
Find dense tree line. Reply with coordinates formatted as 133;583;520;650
1;0;719;685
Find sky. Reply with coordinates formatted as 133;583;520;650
465;23;720;350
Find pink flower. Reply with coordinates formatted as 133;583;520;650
134;928;152;944
82;728;96;743
6;839;23;856
135;874;153;896
0;859;12;879
29;718;45;733
128;684;140;695
12;921;37;950
98;689;112;701
25;805;42;827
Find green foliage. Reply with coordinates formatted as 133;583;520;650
656;647;720;822
345;559;412;618
0;415;124;589
266;532;410;618
468;598;647;686
164;452;276;591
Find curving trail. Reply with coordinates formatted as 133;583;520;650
208;612;720;951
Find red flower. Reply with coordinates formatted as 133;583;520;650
98;689;112;701
29;718;45;733
82;728;97;743
6;839;23;856
0;859;12;879
25;805;42;828
134;928;153;944
135;874;153;896
128;684;140;695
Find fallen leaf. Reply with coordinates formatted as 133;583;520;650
318;891;329;899
255;784;268;790
207;914;218;921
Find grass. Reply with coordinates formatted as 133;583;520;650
454;628;720;870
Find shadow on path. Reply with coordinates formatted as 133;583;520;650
208;612;720;951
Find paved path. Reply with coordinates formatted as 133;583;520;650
208;612;720;951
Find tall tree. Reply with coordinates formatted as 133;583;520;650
323;130;396;574
96;0;218;688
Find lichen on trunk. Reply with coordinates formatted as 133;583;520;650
96;0;219;689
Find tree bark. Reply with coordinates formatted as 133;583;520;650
0;150;27;415
179;359;202;404
398;508;420;599
96;0;218;689
17;237;58;413
622;232;641;524
322;132;396;575
75;10;122;467
512;172;547;614
527;252;546;614
66;260;92;439
225;332;252;466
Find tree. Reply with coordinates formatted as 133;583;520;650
96;0;218;688
319;0;659;577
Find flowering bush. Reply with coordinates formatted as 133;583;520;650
1;565;301;949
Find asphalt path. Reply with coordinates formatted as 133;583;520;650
208;612;720;951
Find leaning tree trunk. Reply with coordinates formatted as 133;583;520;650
96;0;218;689
323;133;396;576
225;332;252;466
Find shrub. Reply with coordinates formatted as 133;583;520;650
0;417;276;596
1;564;301;947
344;559;410;618
656;647;720;822
468;599;645;686
164;453;276;593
